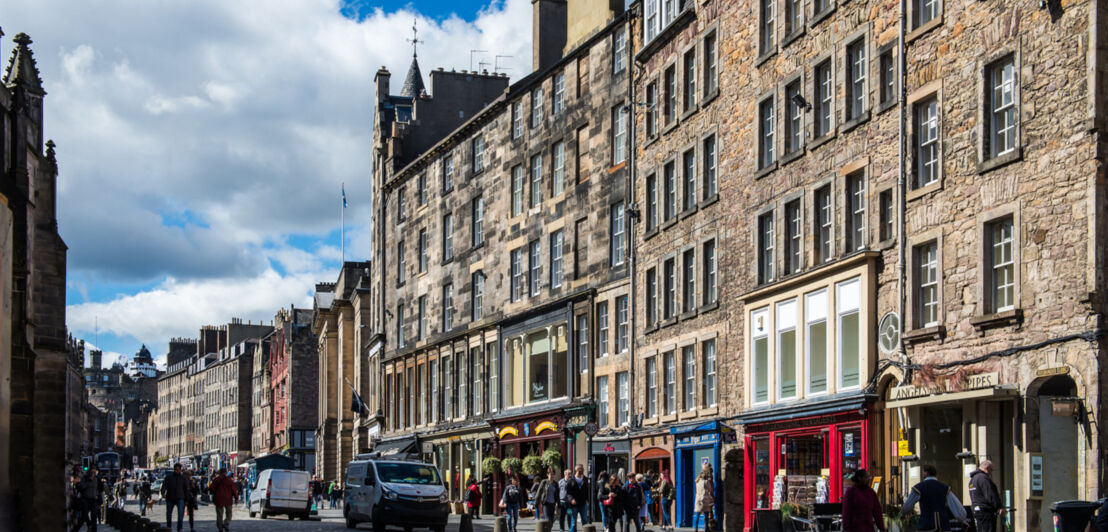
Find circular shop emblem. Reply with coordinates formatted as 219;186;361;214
583;422;599;437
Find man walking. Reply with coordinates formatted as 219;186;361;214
139;475;152;517
969;460;1004;532
162;463;189;532
558;469;572;532
76;467;101;531
210;468;239;531
564;464;590;532
900;464;968;531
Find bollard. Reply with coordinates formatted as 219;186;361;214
583;525;597;532
538;518;554;532
493;515;507;532
460;513;474;532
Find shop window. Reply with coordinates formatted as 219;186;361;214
776;299;798;400
752;308;770;404
805;288;828;395
472;347;483;416
837;277;861;389
457;354;468;417
664;351;677;414
840;426;863;480
443;355;453;419
506;338;522;408
525;326;568;403
597;376;610;428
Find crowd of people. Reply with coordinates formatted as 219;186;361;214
309;477;344;509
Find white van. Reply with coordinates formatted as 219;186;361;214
343;455;449;531
248;468;312;520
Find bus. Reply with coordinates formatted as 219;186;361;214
95;451;122;484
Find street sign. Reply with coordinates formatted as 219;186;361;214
584;422;599;437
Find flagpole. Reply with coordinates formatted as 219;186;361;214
341;181;345;264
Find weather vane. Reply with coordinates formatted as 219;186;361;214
407;19;423;59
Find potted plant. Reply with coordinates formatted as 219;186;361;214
502;457;523;477
523;455;545;476
483;456;502;476
541;448;563;473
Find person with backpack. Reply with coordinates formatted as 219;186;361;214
465;477;483;520
501;476;524;532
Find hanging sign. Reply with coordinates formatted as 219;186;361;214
898;440;912;457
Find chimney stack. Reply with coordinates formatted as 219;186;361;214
532;0;568;73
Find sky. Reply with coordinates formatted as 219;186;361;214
2;0;533;368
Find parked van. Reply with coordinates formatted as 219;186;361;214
343;454;449;531
248;468;312;520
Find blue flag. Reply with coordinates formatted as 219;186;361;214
342;183;348;208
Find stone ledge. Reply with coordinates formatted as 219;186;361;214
903;325;946;344
970;308;1024;333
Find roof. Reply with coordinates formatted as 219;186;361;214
400;56;425;98
4;33;44;93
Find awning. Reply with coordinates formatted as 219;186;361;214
885;386;1017;409
635;447;671;460
374;435;419;456
669;419;731;435
732;392;876;426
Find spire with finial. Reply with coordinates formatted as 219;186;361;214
4;33;45;94
400;19;426;98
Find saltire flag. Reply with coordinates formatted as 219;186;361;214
351;389;369;416
342;183;348;208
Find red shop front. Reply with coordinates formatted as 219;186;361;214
491;411;568;509
742;410;872;531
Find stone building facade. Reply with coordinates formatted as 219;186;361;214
250;333;272;457
270;306;317;471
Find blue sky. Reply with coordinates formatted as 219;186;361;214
3;0;532;367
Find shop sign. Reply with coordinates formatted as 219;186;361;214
890;372;999;400
421;442;434;454
1029;454;1044;497
1037;366;1070;378
590;440;631;454
535;421;559;435
566;414;590;429
897;440;912;457
498;426;519;439
676;432;719;448
843;433;855;457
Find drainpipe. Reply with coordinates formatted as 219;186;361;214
896;0;910;502
626;7;639;440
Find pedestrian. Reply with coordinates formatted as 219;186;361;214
466;477;483;520
328;480;337;509
183;469;198;532
536;469;559;523
622;473;643;532
694;465;715;532
658;470;675;532
76;467;101;531
968;460;1005;532
139;475;152;517
900;464;969;531
637;473;652;526
599;475;622;532
842;470;886;532
595;470;610;530
210;468;239;532
501;475;524;532
161;463;188;532
313;478;323;507
565;464;589;532
559;469;572;532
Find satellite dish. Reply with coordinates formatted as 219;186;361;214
879;312;900;353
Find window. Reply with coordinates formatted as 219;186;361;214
488;342;499;411
529;240;542;297
704;33;718;96
472;197;484;247
646;173;659;231
510;248;523;302
914;242;939;327
613;28;628;74
785;80;804;154
986;57;1017;159
442;213;454;262
760;0;775;54
511;165;524;216
837;277;861;388
472;272;485;321
597;301;610;357
915;97;939;187
914;0;938;28
443;356;452;419
703;239;717;305
879;190;894;242
646;83;659;137
553;141;566;196
664;66;677;124
553;71;565;114
472;347;483;415
617;371;629;425
511;101;523;139
396;306;404;346
531;88;544;128
442;283;454;330
397;185;407;221
577;55;588;97
759;97;775;169
612;106;628;164
530;154;544;207
703;135;717;199
758;212;775;284
610;202;626;266
551;230;564;289
702;339;717;406
575;126;588;182
987;217;1015;313
879;49;896;107
683;345;696;410
645;0;659;42
397;240;406;283
574;218;588;279
576;314;589;374
814;185;833;263
646;357;658;418
784;199;802;275
805;289;828;395
663;351;676;414
616;295;629;353
646;267;658;326
442;155;454;193
680;149;697;211
846;39;867;121
663;257;676;320
814;0;831;15
417;173;427;206
683;50;697;112
785;0;802;36
682;248;696;313
597;376;610;428
814;60;833;138
776;299;798;400
472;136;485;173
845;172;866;251
417;295;427;340
418;228;429;273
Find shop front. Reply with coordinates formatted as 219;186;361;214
632;431;673;525
492;411;568;506
421;424;494;511
737;395;874;532
671;420;735;528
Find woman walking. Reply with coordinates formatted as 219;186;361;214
842;470;886;532
535;469;559;523
183;470;199;532
637;474;653;526
501;476;524;532
693;466;715;532
598;475;623;532
657;470;675;532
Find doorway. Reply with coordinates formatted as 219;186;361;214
1037;376;1079;532
920;406;963;490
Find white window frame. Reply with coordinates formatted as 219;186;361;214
751;307;770;405
804;288;829;396
775;298;798;401
616;295;629;353
597;376;610;428
836;277;863;390
916;97;939;188
551;229;564;289
617;371;629;426
597;302;610;357
647;356;658;418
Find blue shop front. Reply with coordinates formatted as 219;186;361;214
671;420;737;528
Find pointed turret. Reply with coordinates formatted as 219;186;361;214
400;56;425;98
4;33;45;94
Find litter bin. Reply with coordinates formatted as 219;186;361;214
1051;500;1100;532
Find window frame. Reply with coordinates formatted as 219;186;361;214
550;229;564;289
610;201;627;267
531;87;544;129
784;76;805;156
702;238;718;307
511;164;524;216
471;271;485;322
978;207;1021;316
844;170;867;253
682;47;697;113
910;238;941;329
442;212;454;263
442;283;454;331
472;196;485;248
783;197;803;275
757;210;776;284
702;133;718;200
813;182;834;264
758;94;776;171
528;239;542;297
913;94;941;189
982;54;1020;163
597;301;610;357
844;36;868;123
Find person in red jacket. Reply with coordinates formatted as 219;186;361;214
209;468;239;532
842;470;886;532
465;477;483;520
